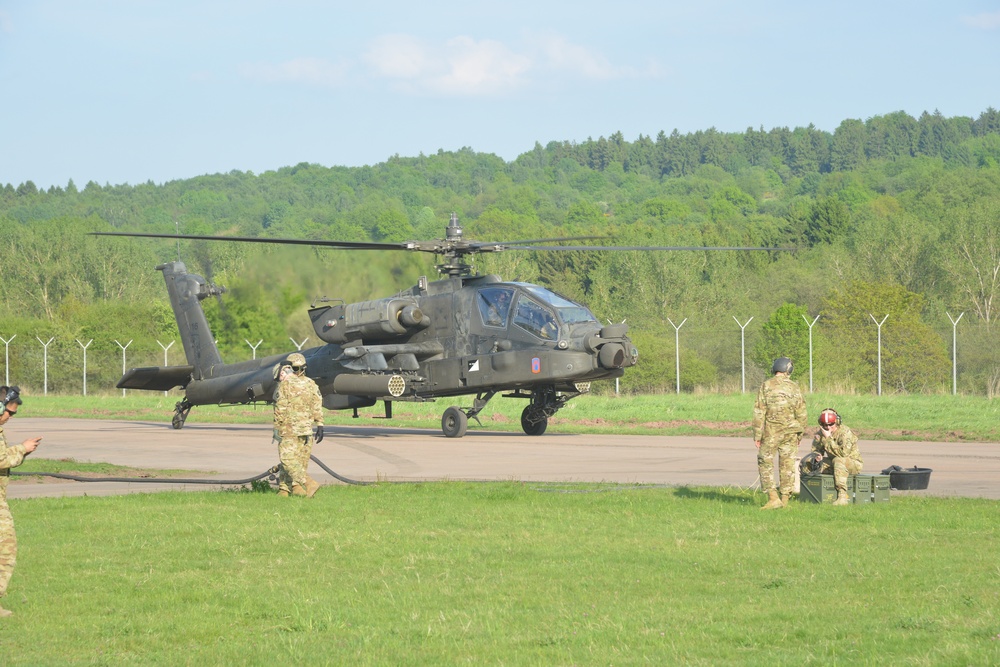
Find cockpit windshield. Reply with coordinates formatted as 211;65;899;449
517;284;598;324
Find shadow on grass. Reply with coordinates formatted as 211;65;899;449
673;485;758;505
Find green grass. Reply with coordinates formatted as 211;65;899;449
3;483;999;665
20;391;1000;441
14;458;198;478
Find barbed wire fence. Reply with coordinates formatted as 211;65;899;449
1;314;998;398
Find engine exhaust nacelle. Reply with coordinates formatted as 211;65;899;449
310;298;429;344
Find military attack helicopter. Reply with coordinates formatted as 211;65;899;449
96;215;779;437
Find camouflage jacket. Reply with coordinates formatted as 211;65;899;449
811;424;863;463
0;427;27;503
274;373;323;438
752;374;807;441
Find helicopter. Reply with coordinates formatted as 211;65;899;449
96;215;780;437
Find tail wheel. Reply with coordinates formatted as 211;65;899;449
520;406;548;436
172;401;191;430
442;406;468;438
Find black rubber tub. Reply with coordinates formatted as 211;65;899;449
886;466;933;490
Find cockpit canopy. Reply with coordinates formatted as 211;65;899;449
477;284;599;340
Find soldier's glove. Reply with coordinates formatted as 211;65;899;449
314;425;325;443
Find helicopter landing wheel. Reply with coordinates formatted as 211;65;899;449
442;406;468;438
172;401;191;430
520;406;548;436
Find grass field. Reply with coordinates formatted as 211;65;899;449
18;391;1000;442
3;393;998;663
2;483;999;665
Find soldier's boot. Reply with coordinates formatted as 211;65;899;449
277;489;290;497
760;489;783;510
305;479;321;498
291;483;308;497
832;490;850;506
780;493;791;507
0;606;12;618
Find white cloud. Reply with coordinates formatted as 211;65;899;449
960;11;1000;30
431;36;532;95
364;34;531;96
533;34;619;79
362;32;646;97
364;34;432;79
239;57;348;87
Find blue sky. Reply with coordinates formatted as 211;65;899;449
1;0;998;189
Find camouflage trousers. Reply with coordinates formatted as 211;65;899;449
0;502;16;598
819;457;863;492
277;435;315;493
758;431;801;495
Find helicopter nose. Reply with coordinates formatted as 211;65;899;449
585;323;639;369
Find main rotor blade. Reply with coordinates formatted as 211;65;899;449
500;244;797;251
91;232;408;251
473;236;606;248
92;232;796;254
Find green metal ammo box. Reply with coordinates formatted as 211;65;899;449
853;474;891;503
799;474;837;503
851;475;872;504
870;474;891;502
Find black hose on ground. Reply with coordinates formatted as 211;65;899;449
12;454;371;487
310;454;370;486
11;466;280;486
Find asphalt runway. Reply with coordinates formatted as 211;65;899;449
6;417;1000;500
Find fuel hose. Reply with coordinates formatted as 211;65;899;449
12;455;370;487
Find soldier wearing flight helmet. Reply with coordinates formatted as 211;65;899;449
810;408;863;506
752;357;807;509
273;352;324;498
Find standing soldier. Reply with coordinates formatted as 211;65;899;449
0;386;43;617
752;357;806;510
811;408;863;506
272;363;293;497
273;353;324;498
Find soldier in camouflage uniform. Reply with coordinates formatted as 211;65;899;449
752;357;806;509
273;353;324;498
272;363;294;496
0;387;43;618
811;408;863;506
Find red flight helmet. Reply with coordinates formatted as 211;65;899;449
818;408;841;427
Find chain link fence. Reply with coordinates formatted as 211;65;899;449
2;317;999;397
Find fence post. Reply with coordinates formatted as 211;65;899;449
667;318;687;395
947;312;964;396
289;337;309;350
157;340;175;396
115;340;132;397
733;316;753;393
36;337;54;396
802;314;820;393
245;339;263;360
0;335;14;387
76;339;93;396
869;314;888;395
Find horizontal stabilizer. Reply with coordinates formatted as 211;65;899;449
117;366;195;391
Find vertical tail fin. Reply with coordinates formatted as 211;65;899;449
158;261;224;378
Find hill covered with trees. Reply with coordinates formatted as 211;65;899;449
2;108;1000;396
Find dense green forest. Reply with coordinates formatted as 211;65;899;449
3;108;1000;397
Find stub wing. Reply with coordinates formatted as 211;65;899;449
117;366;195;391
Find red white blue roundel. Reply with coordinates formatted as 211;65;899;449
531;357;541;374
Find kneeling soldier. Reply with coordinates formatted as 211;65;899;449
811;408;863;506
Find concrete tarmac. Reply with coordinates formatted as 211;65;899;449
6;418;1000;500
